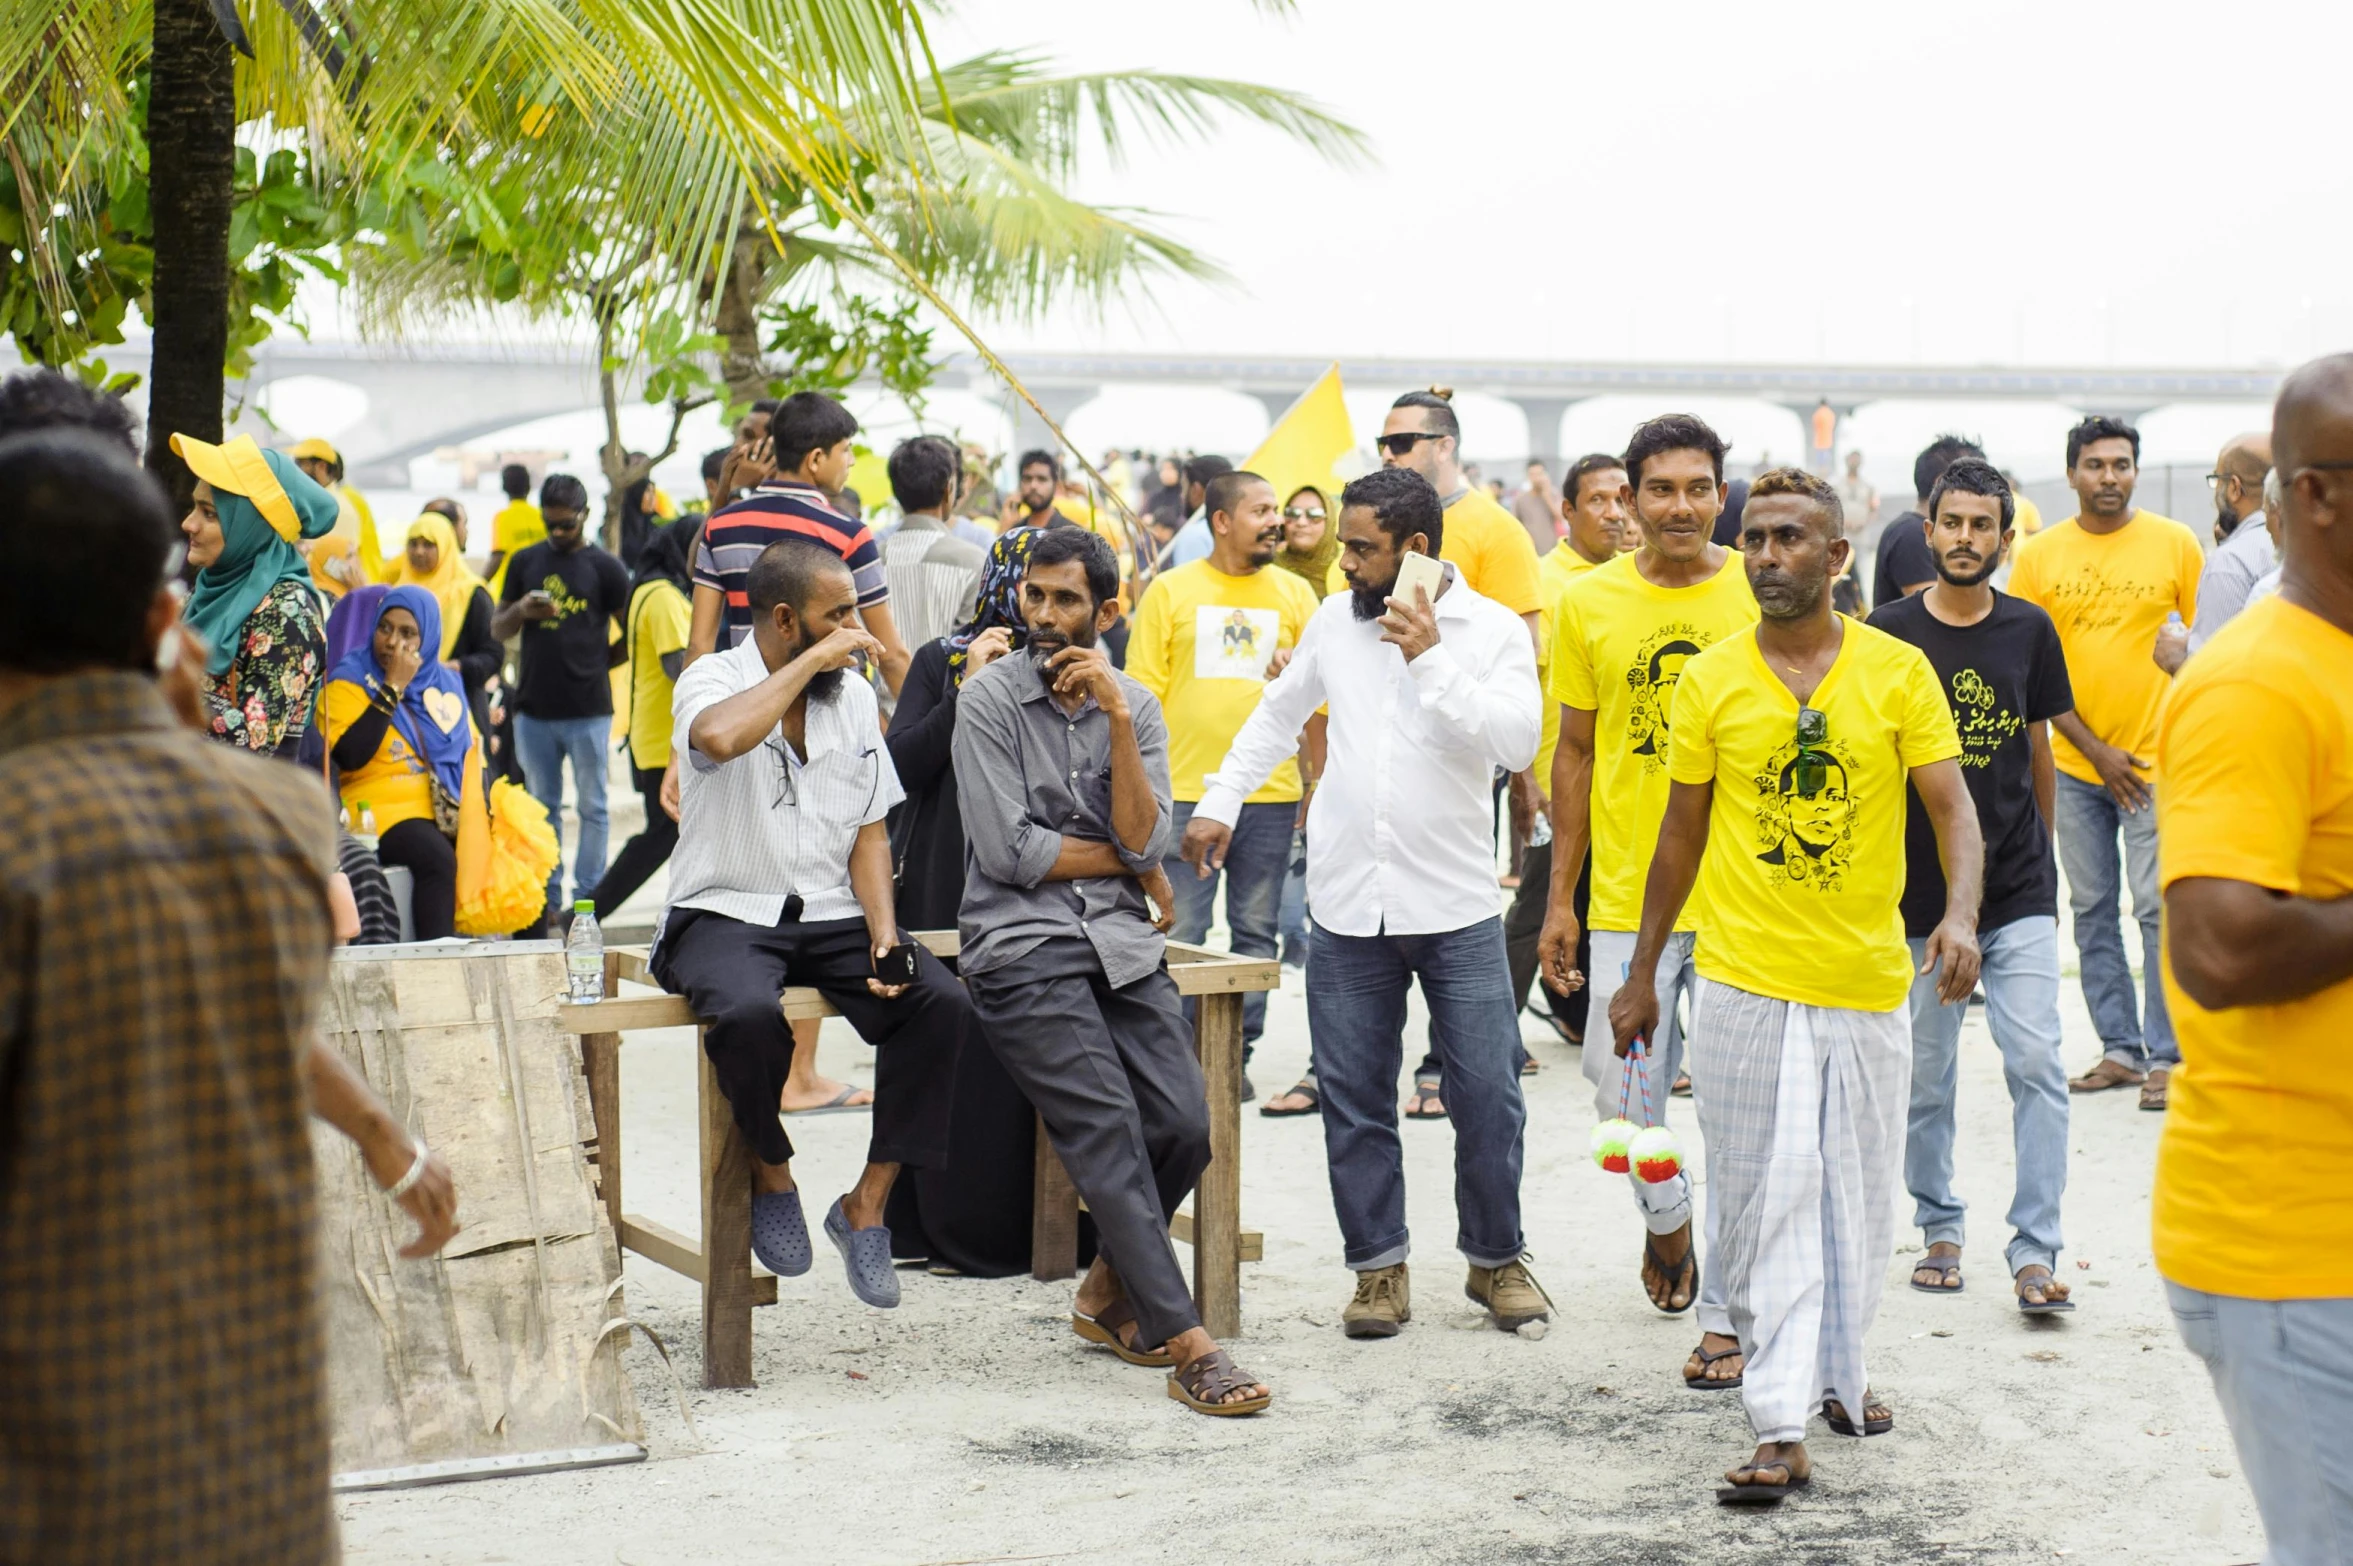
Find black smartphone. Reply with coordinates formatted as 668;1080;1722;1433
876;941;921;986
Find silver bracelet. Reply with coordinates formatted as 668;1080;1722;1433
387;1139;432;1199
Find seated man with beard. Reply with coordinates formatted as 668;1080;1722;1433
651;537;972;1310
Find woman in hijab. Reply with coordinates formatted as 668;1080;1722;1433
591;516;701;919
321;586;476;939
390;512;501;735
1274;483;1342;597
171;433;339;756
880;527;1045;1276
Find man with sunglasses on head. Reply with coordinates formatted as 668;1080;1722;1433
1536;416;1758;1391
1868;459;2077;1313
1610;468;1981;1507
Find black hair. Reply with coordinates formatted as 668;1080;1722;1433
0;430;176;673
539;473;588;514
1203;469;1267;526
2066;415;2141;470
750;397;782;416
1182;453;1234;490
1026;523;1119;609
747;535;853;619
887;435;959;513
1623;413;1728;488
1926;456;2016;530
1912;434;1985;502
1390;387;1461;444
770;391;860;474
0;369;139;453
501;462;531;498
421;497;462;524
1562;452;1627;508
1339;466;1445;554
1747;466;1846;539
700;446;729;483
1017;447;1061;481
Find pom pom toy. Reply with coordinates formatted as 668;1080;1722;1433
1629;1124;1684;1184
1590;1117;1638;1174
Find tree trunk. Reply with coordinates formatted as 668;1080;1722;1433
143;0;239;512
714;225;771;407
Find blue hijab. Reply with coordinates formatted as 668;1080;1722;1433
329;585;473;800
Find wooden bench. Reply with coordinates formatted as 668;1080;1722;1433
556;932;1278;1388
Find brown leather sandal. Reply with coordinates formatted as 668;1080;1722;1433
1166;1347;1271;1416
1072;1298;1173;1367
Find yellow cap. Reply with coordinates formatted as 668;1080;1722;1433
288;436;341;464
169;432;302;542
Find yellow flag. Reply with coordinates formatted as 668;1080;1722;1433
1244;363;1356;508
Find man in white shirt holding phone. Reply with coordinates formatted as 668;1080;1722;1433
1183;467;1552;1339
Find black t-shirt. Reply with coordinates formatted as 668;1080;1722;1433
1867;590;2074;938
1873;510;1934;608
500;540;631;719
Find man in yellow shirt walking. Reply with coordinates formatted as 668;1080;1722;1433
1610;468;1982;1506
2154;355;2353;1566
2009;417;2203;1109
1129;470;1319;1097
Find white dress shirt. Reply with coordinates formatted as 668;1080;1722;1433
661;634;904;931
1193;563;1540;937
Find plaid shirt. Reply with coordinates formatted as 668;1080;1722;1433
1;673;340;1565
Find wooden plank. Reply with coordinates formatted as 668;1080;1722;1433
1168;1209;1262;1263
556;993;697;1034
1191;990;1245;1339
1029;1114;1081;1283
696;1027;757;1388
619;1215;777;1306
1169;956;1282;997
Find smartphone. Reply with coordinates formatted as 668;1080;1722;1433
875;941;921;986
1391;550;1444;612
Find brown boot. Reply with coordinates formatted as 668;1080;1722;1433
1466;1257;1553;1331
2139;1066;2170;1111
1342;1263;1411;1338
2069;1058;2145;1093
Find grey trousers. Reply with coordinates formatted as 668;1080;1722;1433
965;937;1211;1348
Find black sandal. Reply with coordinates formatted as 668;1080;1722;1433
1909;1252;1964;1294
1717;1460;1810;1507
1821;1395;1893;1437
1166;1347;1271;1416
1642;1233;1698;1315
1403;1076;1447;1120
1259;1080;1320;1118
1683;1340;1744;1391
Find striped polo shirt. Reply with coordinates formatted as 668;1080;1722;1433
693;479;888;648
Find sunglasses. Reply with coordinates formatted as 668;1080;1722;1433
1375;432;1445;456
1792;706;1832;799
1284;506;1326;522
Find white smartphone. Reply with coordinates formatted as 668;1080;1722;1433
1391;549;1444;612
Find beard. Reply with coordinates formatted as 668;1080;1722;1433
1933;548;1999;589
1750;566;1828;621
1348;574;1394;621
790;628;850;704
1025;618;1097;662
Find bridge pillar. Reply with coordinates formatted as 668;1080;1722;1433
1507;395;1584;465
1004;383;1101;462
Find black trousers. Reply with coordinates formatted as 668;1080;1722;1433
1504;838;1590;1033
592;766;678;920
377;817;457;940
966;937;1210;1348
651;908;966;1169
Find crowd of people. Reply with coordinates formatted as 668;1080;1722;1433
2;351;2347;1559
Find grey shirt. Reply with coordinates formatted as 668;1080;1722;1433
2187;513;2278;654
951;649;1173;988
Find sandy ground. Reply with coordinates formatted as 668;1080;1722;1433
340;923;2265;1566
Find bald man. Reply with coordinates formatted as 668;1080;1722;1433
2165;432;2277;666
2153;354;2353;1566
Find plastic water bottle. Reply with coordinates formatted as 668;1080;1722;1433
565;900;604;1003
354;801;379;851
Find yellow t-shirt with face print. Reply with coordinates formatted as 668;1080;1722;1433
1547;550;1757;932
1669;617;1960;1011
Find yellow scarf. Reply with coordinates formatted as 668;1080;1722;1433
390;514;484;660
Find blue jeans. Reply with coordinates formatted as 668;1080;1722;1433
1307;917;1525;1270
1170;800;1290;1050
1905;917;2070;1275
2168;1282;2353;1565
515;712;612;915
2054;770;2176;1068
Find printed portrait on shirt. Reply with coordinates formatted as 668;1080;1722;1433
1947;668;2024;769
1624;624;1705;773
1194;604;1280;682
1750;737;1860;889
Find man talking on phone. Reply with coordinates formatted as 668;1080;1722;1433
649;538;973;1311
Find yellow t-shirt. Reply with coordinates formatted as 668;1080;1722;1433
1126;559;1320;802
2008;512;2201;784
2152;596;2353;1298
1669;619;1960;1011
1443;486;1543;617
624;578;695;771
1533;544;1610;786
343;484;392;583
321;679;437;832
488;499;547;601
1549;551;1758;932
2012;493;2044;538
304;491;366;599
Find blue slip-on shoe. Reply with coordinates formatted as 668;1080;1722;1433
824;1197;901;1309
751;1188;813;1277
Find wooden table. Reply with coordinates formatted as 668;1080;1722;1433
556;933;1277;1389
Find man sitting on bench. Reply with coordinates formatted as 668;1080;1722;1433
651;537;970;1309
951;526;1272;1416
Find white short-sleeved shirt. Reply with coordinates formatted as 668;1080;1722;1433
662;634;903;928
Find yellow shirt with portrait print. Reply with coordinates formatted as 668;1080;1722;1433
1532;543;1610;786
1669;618;1960;1012
1126;559;1320;802
2007;511;2201;784
1442;486;1543;617
2153;596;2353;1299
1548;550;1758;932
321;679;437;831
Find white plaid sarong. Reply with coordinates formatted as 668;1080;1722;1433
1689;977;1911;1443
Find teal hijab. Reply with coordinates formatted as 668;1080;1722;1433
183;448;339;675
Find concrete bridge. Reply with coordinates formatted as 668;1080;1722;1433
95;335;2283;486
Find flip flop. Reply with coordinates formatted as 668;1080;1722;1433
1909;1253;1964;1294
1821;1397;1893;1437
1683;1341;1744;1391
1671;1072;1693;1097
783;1084;874;1116
1072;1298;1174;1367
1537;1012;1582;1047
2015;1268;2077;1314
1258;1080;1320;1118
1403;1077;1447;1120
1716;1463;1810;1507
1642;1233;1698;1316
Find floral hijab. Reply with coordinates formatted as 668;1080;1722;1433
945;526;1040;685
